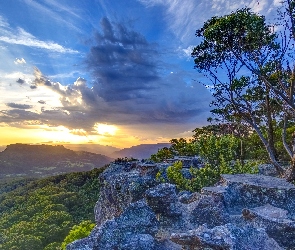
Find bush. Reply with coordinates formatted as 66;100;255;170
61;220;95;249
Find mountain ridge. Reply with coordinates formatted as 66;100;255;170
0;143;112;179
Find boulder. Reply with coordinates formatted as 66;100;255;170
242;204;295;249
188;194;229;228
219;174;295;216
68;200;159;250
170;223;283;250
94;164;158;225
145;183;181;217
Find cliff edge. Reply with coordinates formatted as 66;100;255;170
67;161;295;250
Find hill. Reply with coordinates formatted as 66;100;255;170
63;144;119;157
0;167;106;249
0;143;112;179
111;143;171;159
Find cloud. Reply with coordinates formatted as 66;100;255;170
6;102;33;109
0;17;78;53
23;0;82;33
86;17;160;101
16;78;25;84
138;0;282;44
14;58;26;64
0;18;212;136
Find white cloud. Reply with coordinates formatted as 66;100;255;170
14;58;26;65
0;27;78;53
139;0;283;44
182;45;194;58
0;16;78;54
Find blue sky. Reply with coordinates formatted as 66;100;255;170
0;0;281;147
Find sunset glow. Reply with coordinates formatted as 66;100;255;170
0;0;275;148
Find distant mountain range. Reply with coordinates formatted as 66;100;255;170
0;143;112;179
110;143;171;159
63;144;119;157
0;142;171;179
63;143;171;159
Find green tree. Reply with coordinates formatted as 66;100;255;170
192;4;295;179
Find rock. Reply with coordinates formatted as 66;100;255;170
219;174;295;216
68;163;295;250
170;223;283;250
68;200;159;250
242;204;295;249
258;164;279;177
120;234;157;250
178;191;193;204
94;164;158;225
189;194;229;228
145;183;181;217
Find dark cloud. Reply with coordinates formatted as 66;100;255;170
38;100;46;104
6;103;33;109
86;17;159;101
16;78;25;84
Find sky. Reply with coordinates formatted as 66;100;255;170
0;0;281;148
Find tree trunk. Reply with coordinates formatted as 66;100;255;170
265;91;277;161
285;132;295;182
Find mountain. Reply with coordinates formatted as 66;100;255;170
111;143;171;159
64;144;119;157
0;146;5;152
0;143;113;179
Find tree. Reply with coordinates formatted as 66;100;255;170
192;4;295;180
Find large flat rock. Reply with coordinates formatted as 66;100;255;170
219;174;295;216
220;174;295;189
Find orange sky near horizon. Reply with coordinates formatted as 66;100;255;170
0;124;174;149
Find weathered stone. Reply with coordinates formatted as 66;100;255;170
94;164;158;225
145;183;181;217
258;164;279;177
170;223;283;250
120;234;157;250
69;200;159;250
178;191;193;204
242;204;295;249
68;163;295;250
189;194;229;228
219;174;295;216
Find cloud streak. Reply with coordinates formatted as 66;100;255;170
0;16;78;53
138;0;282;44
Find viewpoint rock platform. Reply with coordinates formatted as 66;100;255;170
67;162;295;250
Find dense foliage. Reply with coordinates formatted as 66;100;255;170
156;133;260;192
0;167;106;250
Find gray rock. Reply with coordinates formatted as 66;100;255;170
145;183;181;217
94;164;158;225
69;200;159;250
68;163;295;250
189;194;229;228
170;223;283;250
258;164;279;177
242;204;295;249
220;174;295;216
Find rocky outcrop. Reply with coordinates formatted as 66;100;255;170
67;162;295;250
